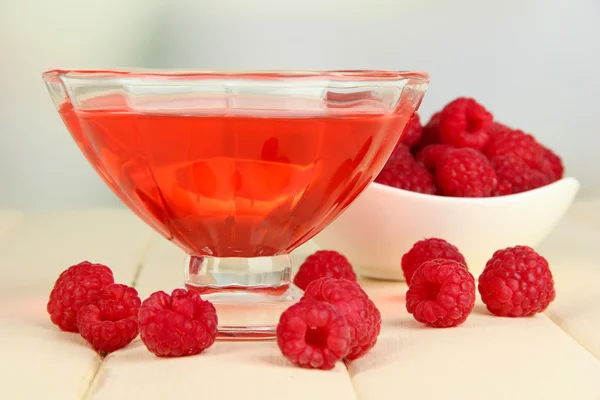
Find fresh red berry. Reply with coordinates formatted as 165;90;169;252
406;259;475;327
439;98;493;150
491;155;550;196
77;283;141;353
478;246;555;317
302;278;381;360
435;148;497;197
47;261;114;332
400;114;422;148
375;160;436;194
277;300;352;370
484;129;563;182
139;289;218;357
401;238;467;285
415;144;455;172
489;122;513;136
293;250;357;291
385;143;415;168
484;129;540;162
413;112;442;150
539;146;564;182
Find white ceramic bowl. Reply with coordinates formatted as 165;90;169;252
313;177;580;280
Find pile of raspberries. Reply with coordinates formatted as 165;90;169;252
375;97;564;197
47;241;555;371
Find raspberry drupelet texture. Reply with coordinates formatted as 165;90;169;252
293;250;357;291
276;300;352;370
375;162;436;194
413;112;442;150
139;289;218;357
435;148;497;197
400;114;423;148
406;259;476;327
489;122;513;136
484;129;564;182
438;98;493;150
77;283;141;353
401;238;467;285
384;143;415;168
375;145;436;194
478;246;555;317
491;155;550;196
302;278;381;360
47;261;114;332
415;144;455;172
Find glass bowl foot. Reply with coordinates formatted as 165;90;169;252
184;254;302;341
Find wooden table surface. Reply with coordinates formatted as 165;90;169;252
1;198;599;400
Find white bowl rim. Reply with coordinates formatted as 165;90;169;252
371;176;580;204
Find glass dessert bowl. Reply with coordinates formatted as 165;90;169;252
43;69;429;340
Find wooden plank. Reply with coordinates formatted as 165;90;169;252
0;209;157;400
352;278;600;400
566;197;600;229
0;209;158;293
538;217;600;359
0;209;24;238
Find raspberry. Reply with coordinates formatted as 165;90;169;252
540;146;564;182
415;144;455;172
489;122;513;136
439;98;493;150
401;238;467;285
435;148;497;197
139;289;218;357
484;129;563;182
406;259;476;327
276;300;352;370
413;112;442;150
491;155;550;195
293;250;357;291
400;114;422;148
302;278;381;360
77;283;141;353
385;143;415;168
375;160;436;194
484;129;540;162
478;246;555;317
47;261;114;332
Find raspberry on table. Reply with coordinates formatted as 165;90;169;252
302;278;381;360
415;143;455;172
375;160;437;195
277;300;352;370
47;261;114;332
77;283;141;353
439;98;493;150
413;111;442;150
491;155;550;195
478;246;555;317
139;289;218;357
400;113;423;148
435;148;497;197
401;238;467;285
293;250;357;291
406;259;476;328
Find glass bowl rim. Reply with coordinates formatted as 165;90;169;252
42;68;429;83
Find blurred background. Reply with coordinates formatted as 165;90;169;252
0;0;598;211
